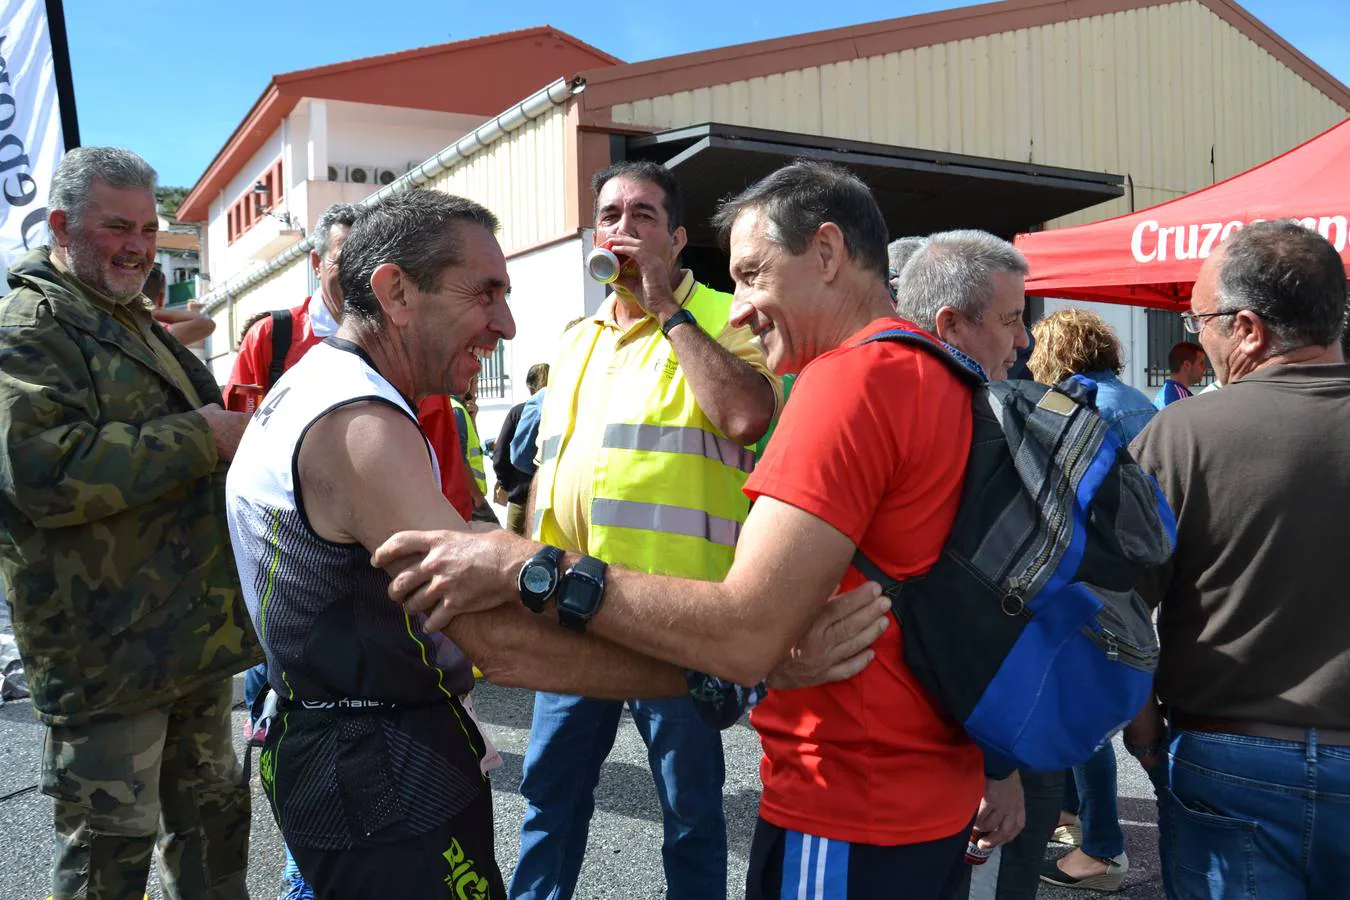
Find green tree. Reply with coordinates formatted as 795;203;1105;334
155;186;190;217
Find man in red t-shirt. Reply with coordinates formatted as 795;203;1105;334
225;202;474;520
378;162;1007;898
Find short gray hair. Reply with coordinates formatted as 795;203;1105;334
48;147;157;226
888;236;927;291
894;230;1028;331
313;202;360;260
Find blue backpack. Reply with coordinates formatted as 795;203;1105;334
854;329;1176;772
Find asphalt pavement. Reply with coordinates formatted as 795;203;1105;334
0;681;1163;899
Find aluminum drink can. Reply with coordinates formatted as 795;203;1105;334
586;241;623;283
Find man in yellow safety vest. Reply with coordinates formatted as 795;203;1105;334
509;161;782;900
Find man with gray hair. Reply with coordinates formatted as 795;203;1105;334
895;230;1063;900
887;235;927;295
0;147;259;897
1126;220;1350;896
894;229;1030;380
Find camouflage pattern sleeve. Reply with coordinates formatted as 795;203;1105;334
0;313;220;529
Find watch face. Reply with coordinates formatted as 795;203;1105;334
559;574;602;614
522;565;553;595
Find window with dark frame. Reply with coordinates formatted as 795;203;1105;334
477;341;509;400
226;157;284;245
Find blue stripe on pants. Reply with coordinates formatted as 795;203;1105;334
781;832;851;899
822;837;850;897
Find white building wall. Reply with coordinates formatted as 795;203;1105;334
203;130;286;282
474;233;600;519
205;193;228;292
200;97;580;390
323;100;487;180
202;101;490;288
303;180;380;228
154;251;198;288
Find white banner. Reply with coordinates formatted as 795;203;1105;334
0;0;67;273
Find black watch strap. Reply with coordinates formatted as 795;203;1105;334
661;308;696;338
518;545;564;613
557;555;608;633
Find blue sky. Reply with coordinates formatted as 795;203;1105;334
63;0;1350;188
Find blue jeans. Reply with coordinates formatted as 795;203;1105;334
1062;742;1126;858
508;692;727;900
243;662;268;716
1161;727;1350;899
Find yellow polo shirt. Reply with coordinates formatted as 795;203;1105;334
545;271;781;555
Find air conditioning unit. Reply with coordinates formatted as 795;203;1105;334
375;167;399;186
347;165;375;185
326;164;347;182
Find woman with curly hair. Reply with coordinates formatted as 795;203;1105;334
1027;308;1155;892
1029;308;1156;445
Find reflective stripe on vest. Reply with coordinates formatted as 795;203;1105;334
466;447;487;494
540;435;561;465
532;281;755;580
451;398;488;495
602;423;755;475
590;498;742;548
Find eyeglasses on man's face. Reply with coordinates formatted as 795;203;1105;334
1180;310;1231;334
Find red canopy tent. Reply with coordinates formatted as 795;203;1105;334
1015;118;1350;310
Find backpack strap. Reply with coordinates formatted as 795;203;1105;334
267;309;293;391
860;328;987;388
849;327;985;597
851;550;908;604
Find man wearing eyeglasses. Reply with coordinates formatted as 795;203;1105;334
1125;220;1350;898
1152;340;1207;409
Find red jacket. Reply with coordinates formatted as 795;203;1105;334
226;298;475;519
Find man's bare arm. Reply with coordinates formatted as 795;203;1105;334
523;475;537;536
299;401;684;699
378;495;869;686
663;323;777;445
590;497;858;684
151;306;216;345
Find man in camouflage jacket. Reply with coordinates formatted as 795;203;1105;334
0;148;260;900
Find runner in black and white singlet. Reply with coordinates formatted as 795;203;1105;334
226;337;503;899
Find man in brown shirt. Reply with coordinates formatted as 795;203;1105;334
1126;220;1350;899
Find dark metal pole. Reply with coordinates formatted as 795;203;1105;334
43;0;80;150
